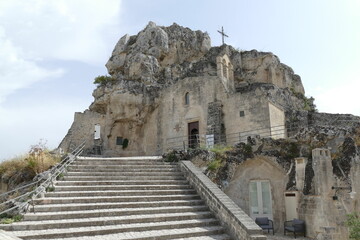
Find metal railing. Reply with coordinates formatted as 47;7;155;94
165;124;287;151
0;141;86;216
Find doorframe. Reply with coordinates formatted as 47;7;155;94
188;121;199;149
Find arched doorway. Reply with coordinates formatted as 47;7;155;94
188;121;199;149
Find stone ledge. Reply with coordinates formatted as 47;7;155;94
179;160;266;240
0;230;22;240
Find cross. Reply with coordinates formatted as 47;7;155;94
217;26;229;45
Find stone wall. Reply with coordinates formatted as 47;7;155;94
179;161;266;240
206;101;224;144
224;156;288;232
297;149;354;240
268;102;286;139
59;110;105;154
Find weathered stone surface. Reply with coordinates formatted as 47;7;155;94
59;21;358;162
106;21;211;85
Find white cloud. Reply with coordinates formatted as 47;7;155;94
315;74;360;116
0;0;122;103
0;27;64;103
0;99;88;161
0;0;122;64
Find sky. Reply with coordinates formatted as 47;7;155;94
0;0;359;161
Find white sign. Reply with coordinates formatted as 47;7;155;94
94;124;101;139
206;134;214;148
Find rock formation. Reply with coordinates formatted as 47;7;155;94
59;22;313;156
58;21;360;240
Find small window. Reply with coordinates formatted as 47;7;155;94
116;137;123;145
185;92;190;105
240;111;245;117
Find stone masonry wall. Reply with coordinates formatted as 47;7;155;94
206;101;224;144
179;161;266;240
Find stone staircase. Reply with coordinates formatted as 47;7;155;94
0;156;232;240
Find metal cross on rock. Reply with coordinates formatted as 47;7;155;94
217;26;229;45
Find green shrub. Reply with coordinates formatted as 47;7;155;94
210;145;233;155
56;173;64;180
0;214;23;224
1;218;14;224
122;139;129;149
165;152;179;162
347;212;360;240
46;186;55;192
207;159;223;171
243;144;253;157
93;75;115;86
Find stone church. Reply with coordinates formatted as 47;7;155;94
59;21;306;157
59;22;360;239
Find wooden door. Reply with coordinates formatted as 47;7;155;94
188;121;199;149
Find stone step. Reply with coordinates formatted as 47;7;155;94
0;230;22;240
69;164;177;169
65;171;183;177
54;184;192;192
31;199;205;212
45;189;196;197
76;156;163;161
2;211;212;231
55;180;188;186
66;169;181;176
2;155;233;240
74;160;175;165
13;219;220;240
63;175;186;181
35;194;201;205
175;235;231;240
48;226;226;240
23;205;210;221
66;168;179;173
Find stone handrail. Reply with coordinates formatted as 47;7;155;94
179;160;266;240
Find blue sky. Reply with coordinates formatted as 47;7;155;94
0;0;359;161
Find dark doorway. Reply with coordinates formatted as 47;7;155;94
188;121;199;149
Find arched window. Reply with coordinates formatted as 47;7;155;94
228;62;232;79
185;92;190;105
222;59;228;78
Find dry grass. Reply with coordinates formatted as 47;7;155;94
355;127;360;146
0;142;61;185
0;156;28;180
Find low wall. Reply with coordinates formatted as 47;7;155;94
179;161;266;240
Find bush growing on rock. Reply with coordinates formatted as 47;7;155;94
347;212;360;240
93;75;116;86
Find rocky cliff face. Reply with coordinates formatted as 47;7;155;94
105;21;211;85
90;22;307;117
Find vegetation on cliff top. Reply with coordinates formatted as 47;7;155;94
93;75;116;86
0;140;61;190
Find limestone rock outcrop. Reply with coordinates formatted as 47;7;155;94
106;22;211;85
60;22;317;157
